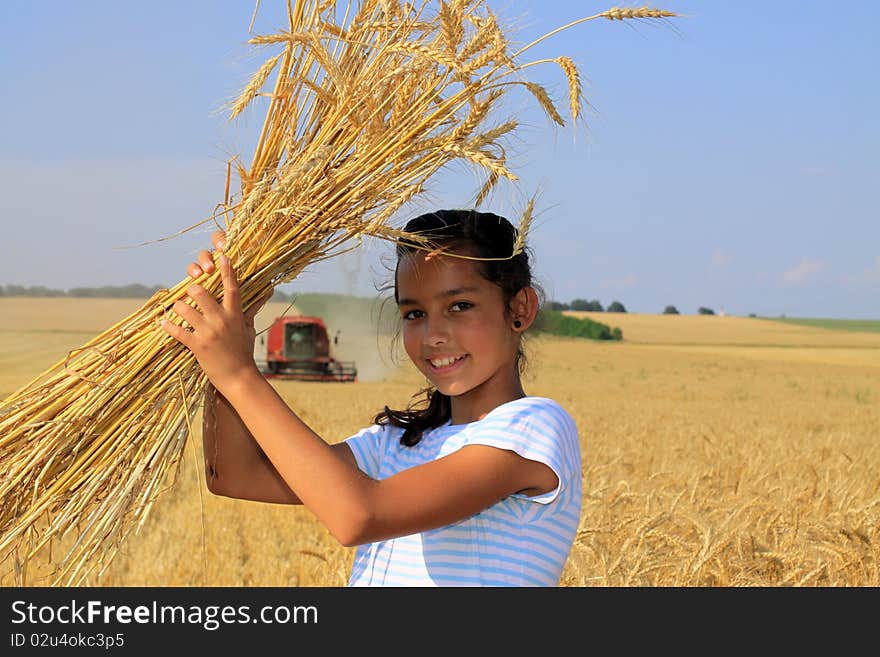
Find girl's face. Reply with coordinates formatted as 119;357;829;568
396;249;520;398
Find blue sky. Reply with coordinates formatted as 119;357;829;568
1;1;877;319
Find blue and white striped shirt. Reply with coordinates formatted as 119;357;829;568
343;396;583;586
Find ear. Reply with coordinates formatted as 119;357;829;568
510;286;539;332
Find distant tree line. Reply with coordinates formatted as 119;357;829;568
0;284;165;298
549;299;731;316
547;298;628;312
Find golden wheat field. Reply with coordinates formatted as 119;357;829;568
2;298;878;586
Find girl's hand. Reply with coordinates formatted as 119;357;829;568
162;231;270;392
187;230;271;350
186;230;227;280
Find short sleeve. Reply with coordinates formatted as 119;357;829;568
343;423;389;479
462;398;579;505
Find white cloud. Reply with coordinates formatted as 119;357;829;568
838;256;880;286
710;249;733;270
781;258;825;286
599;273;638;290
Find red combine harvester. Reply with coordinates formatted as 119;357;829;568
259;316;357;382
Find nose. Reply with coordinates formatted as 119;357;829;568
423;313;451;347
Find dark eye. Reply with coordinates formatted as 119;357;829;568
402;309;424;321
450;301;472;312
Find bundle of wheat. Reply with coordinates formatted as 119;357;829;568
0;1;676;585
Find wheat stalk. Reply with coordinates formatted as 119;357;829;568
602;6;677;21
555;56;582;123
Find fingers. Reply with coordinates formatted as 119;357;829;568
183;251;245;320
160;317;192;348
162;289;210;347
198;249;216;275
188;249;216;278
187;230;226;279
218;253;241;313
172;295;208;333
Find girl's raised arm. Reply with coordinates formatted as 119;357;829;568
186;233;357;505
202;383;302;504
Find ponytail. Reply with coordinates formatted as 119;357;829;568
374;386;451;446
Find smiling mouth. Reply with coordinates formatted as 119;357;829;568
427;354;468;372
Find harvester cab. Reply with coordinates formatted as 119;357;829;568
258;316;357;382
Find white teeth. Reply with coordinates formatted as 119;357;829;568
430;355;464;368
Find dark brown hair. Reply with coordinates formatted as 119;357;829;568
373;209;544;446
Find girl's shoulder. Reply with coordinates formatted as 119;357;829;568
503;395;569;413
472;396;580;446
486;395;575;426
463;396;581;485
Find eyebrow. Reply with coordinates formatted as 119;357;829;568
398;286;480;307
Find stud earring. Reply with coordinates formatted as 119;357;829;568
514;320;522;328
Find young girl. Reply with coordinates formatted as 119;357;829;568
162;209;583;586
